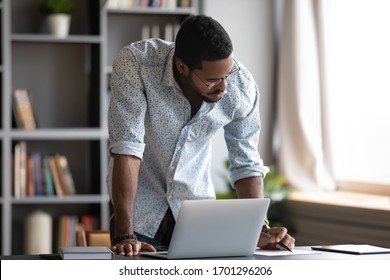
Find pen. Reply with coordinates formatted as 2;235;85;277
277;241;293;253
262;231;293;253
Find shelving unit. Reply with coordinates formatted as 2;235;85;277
1;0;108;256
0;0;199;256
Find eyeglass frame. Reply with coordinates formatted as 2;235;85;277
190;59;241;89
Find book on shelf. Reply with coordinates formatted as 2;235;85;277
164;0;178;9
58;215;79;247
43;155;55;195
57;215;99;248
13;146;63;197
13;141;77;197
32;153;45;196
164;24;174;42
79;215;100;231
140;0;149;8
26;155;35;197
173;23;180;40
19;141;27;197
48;155;64;196
12;89;37;130
148;0;161;8
105;0;191;10
105;0;120;9
13;142;21;198
141;25;151;40
54;154;76;195
105;0;134;9
151;24;160;38
59;246;114;260
180;0;191;8
13;141;27;198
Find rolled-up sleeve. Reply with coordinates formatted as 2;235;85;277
224;74;269;184
108;46;147;159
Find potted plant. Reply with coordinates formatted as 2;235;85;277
41;0;74;38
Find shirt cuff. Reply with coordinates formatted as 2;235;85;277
109;141;145;159
230;164;269;185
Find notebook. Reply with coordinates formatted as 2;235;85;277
140;198;270;259
59;246;114;260
311;244;390;255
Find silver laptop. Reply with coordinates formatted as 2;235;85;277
140;198;270;259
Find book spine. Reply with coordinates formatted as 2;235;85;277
26;155;35;197
12;89;37;130
32;153;44;196
54;154;69;195
43;155;55;195
13;142;21;199
49;155;64;196
19;141;27;197
60;155;76;195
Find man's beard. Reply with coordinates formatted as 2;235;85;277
187;77;225;103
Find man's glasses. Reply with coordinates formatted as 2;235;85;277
191;59;241;89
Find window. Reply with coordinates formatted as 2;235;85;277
327;0;390;187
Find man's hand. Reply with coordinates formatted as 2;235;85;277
111;239;156;256
258;227;295;251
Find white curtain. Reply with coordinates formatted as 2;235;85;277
276;0;335;191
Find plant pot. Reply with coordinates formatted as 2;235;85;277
46;14;71;38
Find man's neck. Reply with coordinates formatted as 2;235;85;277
173;60;202;118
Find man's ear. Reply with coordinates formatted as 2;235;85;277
175;57;189;75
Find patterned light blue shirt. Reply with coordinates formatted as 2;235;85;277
107;39;268;238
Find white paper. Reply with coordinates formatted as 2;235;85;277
255;249;322;256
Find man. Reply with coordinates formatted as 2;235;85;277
107;14;295;256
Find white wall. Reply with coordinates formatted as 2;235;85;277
201;0;276;193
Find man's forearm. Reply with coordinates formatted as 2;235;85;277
111;154;141;236
234;176;264;198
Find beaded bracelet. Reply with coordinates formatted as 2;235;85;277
112;233;137;244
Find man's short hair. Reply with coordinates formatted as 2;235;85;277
174;15;233;70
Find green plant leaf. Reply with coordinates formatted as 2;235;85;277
41;0;74;14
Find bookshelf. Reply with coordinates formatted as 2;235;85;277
0;0;198;255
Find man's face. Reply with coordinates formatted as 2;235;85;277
186;56;237;103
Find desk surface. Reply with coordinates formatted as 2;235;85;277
2;246;390;260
